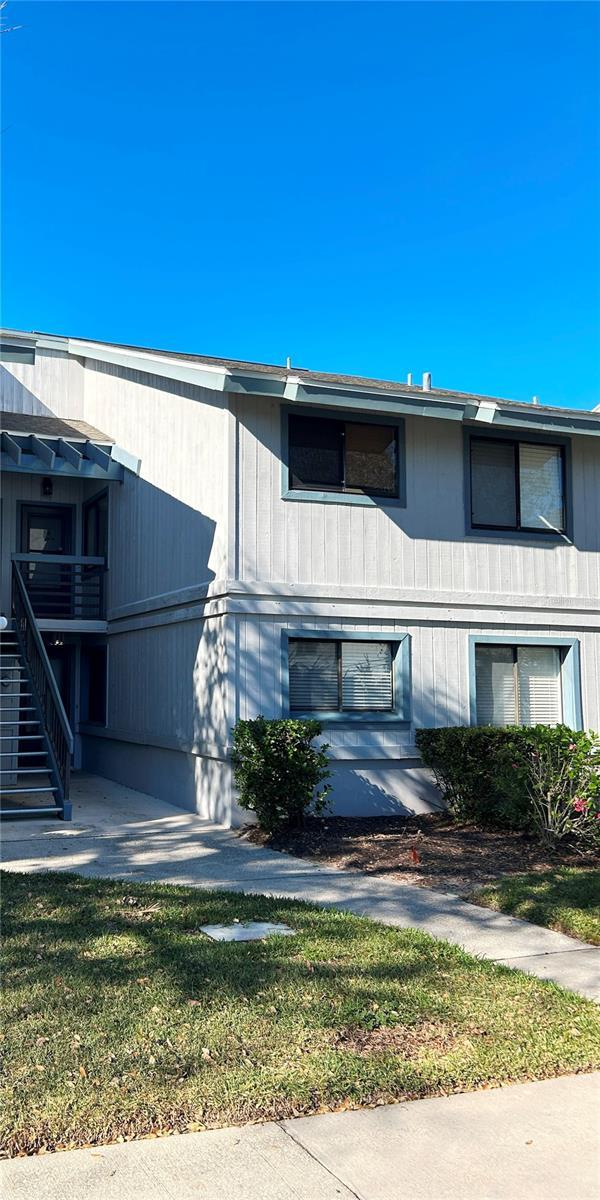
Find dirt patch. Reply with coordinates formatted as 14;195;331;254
332;1022;461;1058
242;814;598;894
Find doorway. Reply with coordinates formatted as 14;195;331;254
20;504;74;556
20;504;75;618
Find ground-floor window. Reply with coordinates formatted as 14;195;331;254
474;643;563;726
284;631;411;722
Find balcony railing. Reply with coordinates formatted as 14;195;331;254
12;554;106;621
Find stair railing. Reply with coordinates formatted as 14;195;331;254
11;560;73;804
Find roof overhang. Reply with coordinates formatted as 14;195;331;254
3;329;599;439
0;415;141;480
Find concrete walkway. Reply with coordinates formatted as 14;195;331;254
2;1074;598;1199
1;773;599;999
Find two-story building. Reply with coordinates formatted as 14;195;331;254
1;328;599;823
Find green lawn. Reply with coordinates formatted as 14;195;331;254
469;868;600;945
2;870;599;1157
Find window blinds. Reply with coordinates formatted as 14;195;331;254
518;443;564;531
517;646;562;725
289;640;338;711
475;644;562;727
475;645;517;725
289;639;394;712
341;642;393;710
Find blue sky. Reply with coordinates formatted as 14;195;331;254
2;2;599;406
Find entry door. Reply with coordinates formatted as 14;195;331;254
21;505;73;556
20;505;74;618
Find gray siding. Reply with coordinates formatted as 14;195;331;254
234;396;600;602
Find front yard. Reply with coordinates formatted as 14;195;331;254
2;869;599;1157
469;868;600;945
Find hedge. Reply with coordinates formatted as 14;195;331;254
416;724;600;849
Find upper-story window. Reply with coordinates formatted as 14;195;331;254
470;436;566;534
0;342;35;364
288;414;399;499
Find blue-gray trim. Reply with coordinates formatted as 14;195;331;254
281;627;411;724
468;635;583;731
463;425;574;543
280;404;407;508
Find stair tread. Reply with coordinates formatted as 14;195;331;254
0;786;58;794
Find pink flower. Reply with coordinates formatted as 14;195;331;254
596;812;600;821
572;797;587;813
568;742;577;751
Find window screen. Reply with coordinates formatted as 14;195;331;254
471;441;517;528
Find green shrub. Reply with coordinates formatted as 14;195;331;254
416;724;600;847
231;717;331;834
415;726;530;828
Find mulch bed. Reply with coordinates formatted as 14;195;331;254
242;814;598;894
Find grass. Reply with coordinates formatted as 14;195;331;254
2;870;599;1157
468;867;600;945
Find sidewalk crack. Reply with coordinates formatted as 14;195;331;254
276;1121;365;1200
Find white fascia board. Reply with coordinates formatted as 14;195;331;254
0;328;69;351
68;340;230;393
283;376;303;401
111;443;142;475
473;400;498;423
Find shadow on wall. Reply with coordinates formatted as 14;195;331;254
247;399;600;555
0;366;57;416
106;474;219;612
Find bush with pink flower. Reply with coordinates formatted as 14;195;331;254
416;724;600;850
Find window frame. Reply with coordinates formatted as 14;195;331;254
464;428;572;541
282;628;411;723
281;406;406;507
468;636;582;730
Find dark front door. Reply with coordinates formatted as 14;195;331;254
20;505;74;618
21;504;73;556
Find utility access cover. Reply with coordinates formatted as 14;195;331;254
200;921;296;943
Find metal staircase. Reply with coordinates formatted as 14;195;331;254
0;563;73;819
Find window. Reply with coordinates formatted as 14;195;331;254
0;342;35;364
288;414;399;498
470;436;565;533
289;639;394;713
81;645;107;726
475;644;563;726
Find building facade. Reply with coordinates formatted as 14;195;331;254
1;329;599;823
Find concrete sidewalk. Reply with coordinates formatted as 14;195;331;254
2;1074;598;1199
1;774;599;999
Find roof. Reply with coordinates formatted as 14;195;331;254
2;327;599;437
0;410;140;479
0;411;114;444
